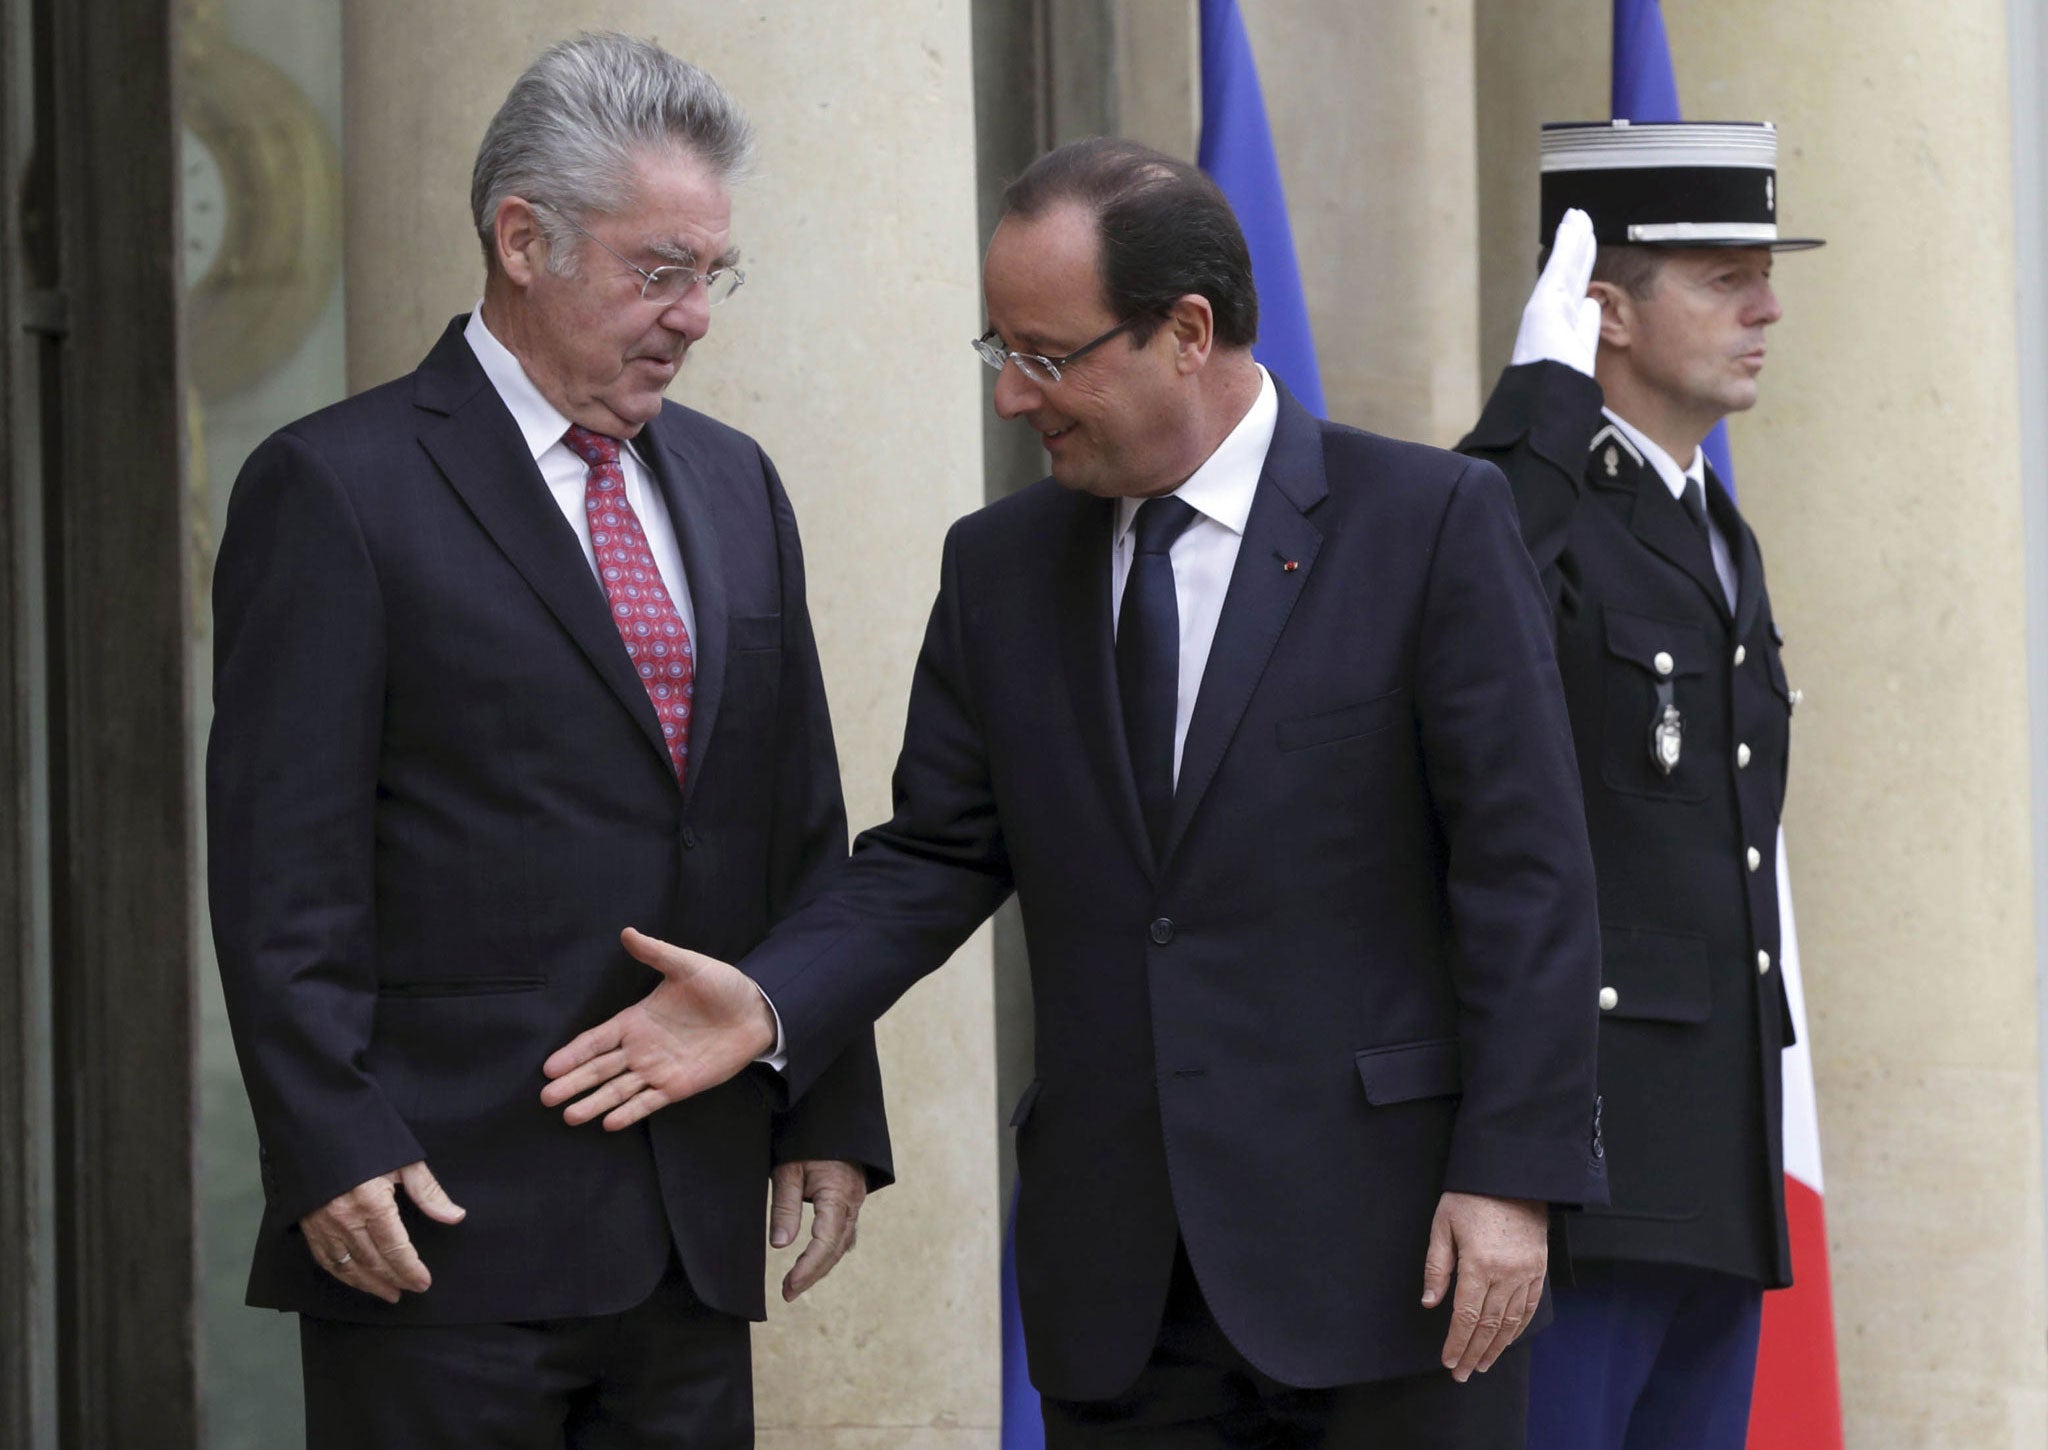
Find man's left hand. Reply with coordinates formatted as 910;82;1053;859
1420;1190;1549;1382
769;1159;867;1303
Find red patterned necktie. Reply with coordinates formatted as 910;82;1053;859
563;424;694;786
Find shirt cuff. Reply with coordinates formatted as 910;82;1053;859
753;986;788;1074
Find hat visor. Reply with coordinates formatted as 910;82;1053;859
1629;235;1827;252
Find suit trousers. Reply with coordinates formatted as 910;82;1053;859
1523;1261;1764;1450
1040;1243;1530;1449
298;1254;752;1450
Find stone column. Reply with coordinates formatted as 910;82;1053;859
341;8;999;1446
1477;2;2048;1441
1239;1;1483;446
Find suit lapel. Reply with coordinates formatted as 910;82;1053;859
413;320;676;781
1587;425;1729;622
639;414;728;814
1161;390;1325;863
1055;492;1154;878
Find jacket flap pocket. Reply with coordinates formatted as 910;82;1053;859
1008;1078;1043;1128
1277;690;1406;752
1354;1037;1462;1105
1600;927;1711;1023
1604;607;1705;677
730;612;782;652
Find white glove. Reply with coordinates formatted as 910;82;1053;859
1510;207;1602;377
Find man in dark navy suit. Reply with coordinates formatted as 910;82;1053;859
542;138;1606;1447
1459;122;1819;1450
207;34;889;1449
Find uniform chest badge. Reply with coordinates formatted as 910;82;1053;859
1649;681;1683;775
1604;444;1620;478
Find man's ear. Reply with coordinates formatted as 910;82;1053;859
1588;279;1632;351
494;197;550;288
1168;294;1216;375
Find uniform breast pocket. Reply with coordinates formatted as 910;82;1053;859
1600;607;1716;803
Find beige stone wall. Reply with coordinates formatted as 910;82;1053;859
1475;3;2048;1442
341;7;999;1446
1239;2;1483;446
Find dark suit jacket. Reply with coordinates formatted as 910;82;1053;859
207;317;891;1326
1460;360;1795;1286
739;385;1606;1399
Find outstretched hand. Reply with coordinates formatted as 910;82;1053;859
1510;206;1602;377
541;928;779;1131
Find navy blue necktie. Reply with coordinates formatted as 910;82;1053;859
1680;476;1712;549
1117;496;1199;858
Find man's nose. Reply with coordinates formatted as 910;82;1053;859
1749;280;1783;327
658;286;713;340
991;359;1042;420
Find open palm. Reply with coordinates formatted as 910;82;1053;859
541;928;778;1130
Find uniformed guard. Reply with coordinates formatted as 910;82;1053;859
1458;121;1822;1450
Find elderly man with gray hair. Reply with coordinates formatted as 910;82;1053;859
206;33;891;1447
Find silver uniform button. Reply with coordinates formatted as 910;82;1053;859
1599;987;1619;1011
1737;743;1752;769
1757;950;1772;975
1734;644;1747;667
1747;847;1762;872
1653;651;1675;677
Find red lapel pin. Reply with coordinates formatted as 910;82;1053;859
1281;560;1299;573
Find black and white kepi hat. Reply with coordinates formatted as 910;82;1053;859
1539;120;1824;251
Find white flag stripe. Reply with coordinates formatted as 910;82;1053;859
1776;828;1824;1193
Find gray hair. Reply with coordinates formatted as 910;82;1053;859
470;32;754;273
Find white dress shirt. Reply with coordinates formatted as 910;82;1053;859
1602;407;1738;610
464;307;698;645
1110;367;1280;784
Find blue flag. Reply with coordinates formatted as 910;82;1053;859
999;1188;1041;1448
1196;0;1326;417
1611;0;1735;489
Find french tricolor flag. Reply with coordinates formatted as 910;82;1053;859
1613;4;1845;1446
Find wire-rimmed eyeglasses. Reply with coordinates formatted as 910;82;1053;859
544;206;745;308
972;316;1143;385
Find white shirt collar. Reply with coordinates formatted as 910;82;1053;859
1601;407;1706;503
465;304;578;463
1116;366;1279;541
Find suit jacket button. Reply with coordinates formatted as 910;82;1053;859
1758;950;1773;975
1598;986;1619;1011
1747;846;1762;872
681;827;698;849
1149;918;1175;945
1734;644;1747;667
1653;650;1675;677
1737;743;1753;769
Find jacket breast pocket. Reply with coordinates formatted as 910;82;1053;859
1355;1037;1462;1105
729;612;782;654
1277;690;1406;752
1600;607;1714;803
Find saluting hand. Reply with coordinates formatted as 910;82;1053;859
541;927;778;1130
1510;206;1602;378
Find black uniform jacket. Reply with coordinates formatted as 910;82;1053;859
740;385;1608;1400
1460;359;1795;1287
207;317;892;1326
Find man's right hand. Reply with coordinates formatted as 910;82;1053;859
299;1160;466;1304
540;928;778;1131
1510;206;1602;377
